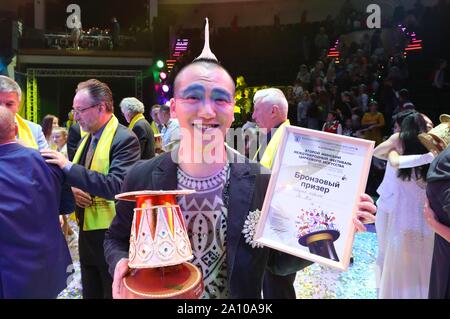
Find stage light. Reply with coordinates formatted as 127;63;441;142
156;60;164;68
162;84;169;93
159;71;167;80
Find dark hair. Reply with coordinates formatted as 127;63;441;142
192;57;221;65
173;59;235;94
369;100;378;107
342;91;351;98
41;114;57;140
76;79;114;112
159;104;170;113
399;88;409;100
328;111;340;120
392;109;416;127
397;112;429;181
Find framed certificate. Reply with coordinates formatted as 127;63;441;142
254;125;374;270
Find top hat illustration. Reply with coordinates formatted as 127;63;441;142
296;209;341;262
115;190;203;299
418;114;450;154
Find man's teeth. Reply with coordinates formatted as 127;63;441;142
193;123;219;129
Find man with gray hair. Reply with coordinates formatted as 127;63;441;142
120;97;155;159
252;88;290;167
0;75;48;150
252;87;296;298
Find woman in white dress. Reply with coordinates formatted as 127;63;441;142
373;112;435;298
374;110;413;289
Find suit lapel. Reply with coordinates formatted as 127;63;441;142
151;153;178;190
226;162;256;278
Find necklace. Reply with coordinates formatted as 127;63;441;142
177;163;230;191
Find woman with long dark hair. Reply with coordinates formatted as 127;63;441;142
374;112;435;298
395;113;430;182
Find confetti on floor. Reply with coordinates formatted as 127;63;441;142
58;220;83;299
58;229;378;299
295;232;378;299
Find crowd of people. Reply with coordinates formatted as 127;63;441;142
222;5;449;299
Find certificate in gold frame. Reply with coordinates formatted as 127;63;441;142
254;125;374;271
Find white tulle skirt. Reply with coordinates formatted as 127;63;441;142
376;164;434;299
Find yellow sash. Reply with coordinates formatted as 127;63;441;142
128;113;145;130
80;127;88;138
256;120;290;169
73;115;118;231
15;114;38;149
150;120;159;135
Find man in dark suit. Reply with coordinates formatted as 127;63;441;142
67;121;82;160
103;21;377;298
425;138;450;299
120;97;155;160
42;79;140;299
252;88;296;298
104;58;312;298
0;106;74;298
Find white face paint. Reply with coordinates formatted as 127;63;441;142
171;63;235;149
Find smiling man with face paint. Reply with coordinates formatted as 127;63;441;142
104;18;377;299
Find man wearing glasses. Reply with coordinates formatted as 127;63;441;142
42;79;140;299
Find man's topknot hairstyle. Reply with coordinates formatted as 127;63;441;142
193;18;218;62
172;18;235;94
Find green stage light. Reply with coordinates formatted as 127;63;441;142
156;60;164;68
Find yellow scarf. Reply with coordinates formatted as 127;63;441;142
73;115;119;231
128;113;145;130
150;120;159;135
65;120;73;129
255;119;290;169
15;114;38;149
